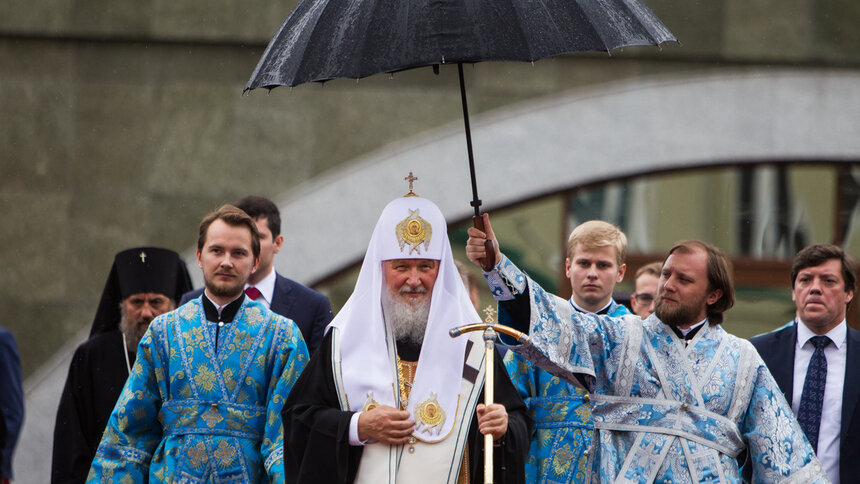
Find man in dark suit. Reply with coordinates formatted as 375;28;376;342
181;196;333;354
750;243;859;484
0;326;23;484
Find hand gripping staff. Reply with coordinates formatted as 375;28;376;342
449;306;529;484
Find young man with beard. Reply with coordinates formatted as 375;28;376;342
751;244;860;484
52;247;192;484
503;220;629;483
87;205;308;483
467;216;827;483
282;193;531;484
181;196;333;354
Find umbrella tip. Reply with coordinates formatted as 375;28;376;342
433;64;440;75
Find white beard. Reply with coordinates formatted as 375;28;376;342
382;285;431;346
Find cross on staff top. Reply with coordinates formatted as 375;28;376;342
404;172;418;197
483;305;497;324
139;251;147;263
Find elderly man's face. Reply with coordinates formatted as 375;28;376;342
121;292;173;349
383;259;439;306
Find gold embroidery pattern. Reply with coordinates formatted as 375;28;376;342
194;366;217;392
550;443;574;476
201;405;224;428
187;441;208;468
214;439;238;469
395;209;432;254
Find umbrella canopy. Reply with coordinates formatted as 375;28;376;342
244;0;676;270
245;0;676;89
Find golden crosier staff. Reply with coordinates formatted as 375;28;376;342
449;306;529;484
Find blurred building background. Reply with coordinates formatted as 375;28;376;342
2;0;858;480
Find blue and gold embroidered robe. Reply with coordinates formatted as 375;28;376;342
87;297;308;483
488;256;828;483
504;300;629;484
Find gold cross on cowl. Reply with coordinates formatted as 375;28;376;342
483;305;497;324
139;251;147;263
404;171;419;197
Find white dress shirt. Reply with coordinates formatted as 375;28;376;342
245;269;276;309
792;319;846;484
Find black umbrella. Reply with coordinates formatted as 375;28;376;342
245;0;676;268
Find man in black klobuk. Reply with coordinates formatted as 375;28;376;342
52;247;192;484
282;190;531;484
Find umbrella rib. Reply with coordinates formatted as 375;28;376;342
508;0;540;60
615;0;671;45
299;0;352;83
355;0;389;76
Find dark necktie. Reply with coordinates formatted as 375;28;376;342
797;335;831;453
245;286;262;301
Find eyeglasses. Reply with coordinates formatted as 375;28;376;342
633;293;655;305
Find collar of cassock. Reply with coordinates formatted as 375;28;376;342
202;293;244;323
669;318;707;341
571;299;613;316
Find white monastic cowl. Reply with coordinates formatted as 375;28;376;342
329;195;481;442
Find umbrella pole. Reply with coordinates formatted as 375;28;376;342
458;63;496;271
458;63;481;219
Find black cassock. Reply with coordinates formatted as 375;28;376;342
283;332;532;484
52;330;130;484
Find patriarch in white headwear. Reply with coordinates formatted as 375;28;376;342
282;190;531;484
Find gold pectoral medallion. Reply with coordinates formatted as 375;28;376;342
414;392;446;435
361;392;380;412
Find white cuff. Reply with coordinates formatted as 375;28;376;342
349;412;367;446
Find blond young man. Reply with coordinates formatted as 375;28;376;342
503;220;629;483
